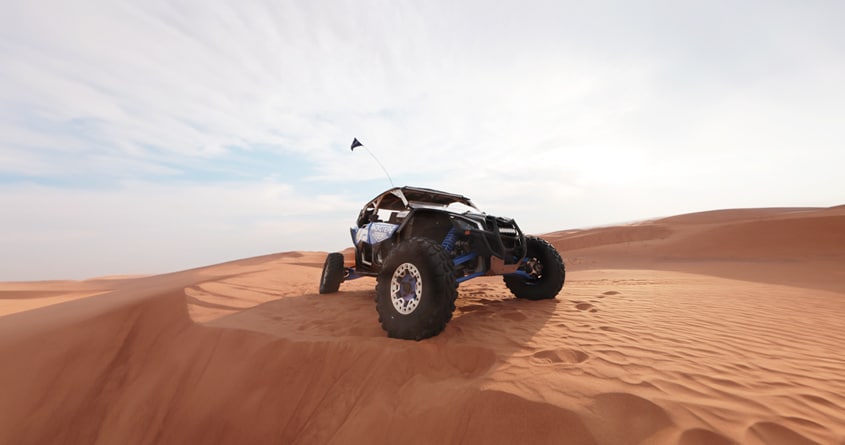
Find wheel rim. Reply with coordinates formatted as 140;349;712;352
522;257;544;282
390;262;422;314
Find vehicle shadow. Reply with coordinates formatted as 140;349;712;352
201;273;576;373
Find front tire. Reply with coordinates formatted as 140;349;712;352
504;236;565;300
319;252;345;294
376;237;458;340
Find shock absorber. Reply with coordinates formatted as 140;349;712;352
441;227;459;254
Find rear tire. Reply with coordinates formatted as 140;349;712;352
504;236;565;300
376;237;457;340
319;252;345;294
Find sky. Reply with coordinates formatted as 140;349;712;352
1;0;844;280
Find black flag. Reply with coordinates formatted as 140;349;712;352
350;137;395;187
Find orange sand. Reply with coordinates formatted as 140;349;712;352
1;207;843;444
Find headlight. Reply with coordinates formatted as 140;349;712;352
452;217;482;231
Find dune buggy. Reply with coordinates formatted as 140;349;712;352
319;186;565;340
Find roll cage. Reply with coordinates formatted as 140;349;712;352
356;186;480;227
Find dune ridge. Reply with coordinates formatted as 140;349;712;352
1;206;844;444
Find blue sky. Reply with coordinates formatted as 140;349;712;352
2;0;844;280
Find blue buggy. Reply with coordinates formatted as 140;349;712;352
319;186;565;340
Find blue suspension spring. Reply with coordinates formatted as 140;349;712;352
441;227;459;254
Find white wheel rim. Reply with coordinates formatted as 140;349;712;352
390;262;422;314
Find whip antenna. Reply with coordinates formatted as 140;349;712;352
350;138;394;187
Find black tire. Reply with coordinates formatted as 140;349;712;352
319;252;345;294
503;236;565;300
375;237;458;340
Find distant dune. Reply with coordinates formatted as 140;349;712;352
1;206;844;444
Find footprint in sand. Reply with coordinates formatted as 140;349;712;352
677;428;734;445
592;393;672;443
602;290;620;296
575;302;595;312
745;421;818;445
500;311;527;321
444;345;497;376
459;304;487;313
531;348;588;364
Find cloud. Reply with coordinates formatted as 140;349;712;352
5;0;841;178
1;0;844;278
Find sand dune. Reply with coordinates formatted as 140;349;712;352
1;206;844;444
547;206;845;293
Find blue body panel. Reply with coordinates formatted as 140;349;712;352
351;222;399;246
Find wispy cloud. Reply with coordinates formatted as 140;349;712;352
1;0;844;279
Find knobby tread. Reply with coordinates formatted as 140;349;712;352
503;236;565;300
376;237;458;340
319;252;345;294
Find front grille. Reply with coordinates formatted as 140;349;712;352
484;216;524;263
497;219;520;248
